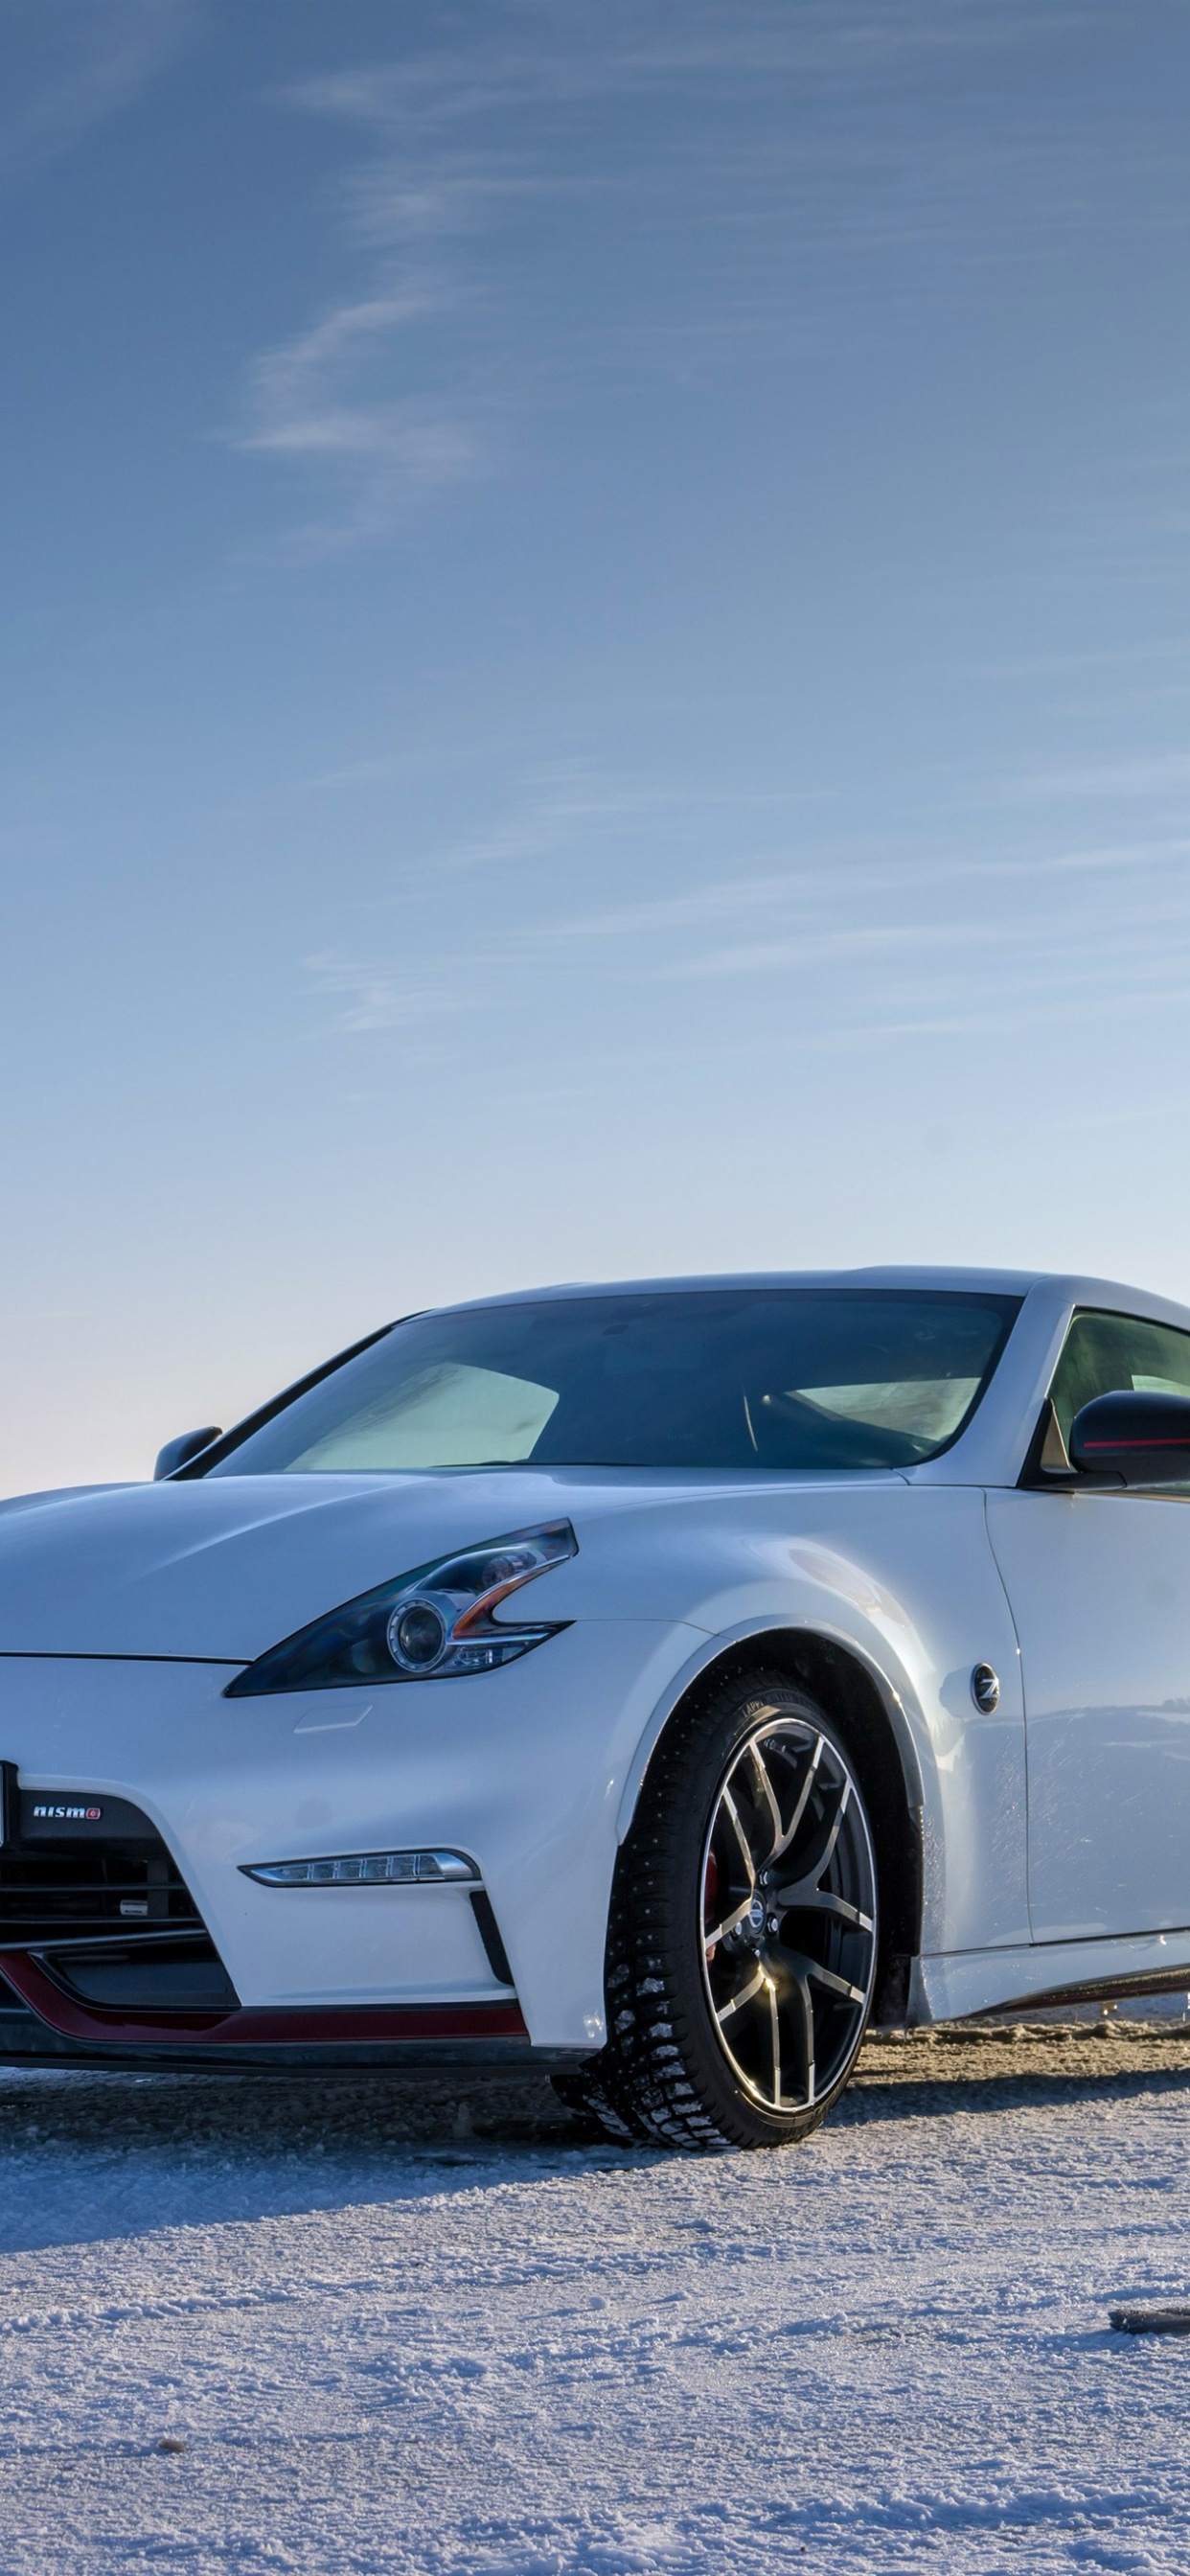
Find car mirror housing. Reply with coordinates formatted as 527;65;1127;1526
1068;1390;1190;1486
153;1426;223;1482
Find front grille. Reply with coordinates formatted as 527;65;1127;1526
0;1766;204;1949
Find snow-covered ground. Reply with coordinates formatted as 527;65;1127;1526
2;2030;1190;2574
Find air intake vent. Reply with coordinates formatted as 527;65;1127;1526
47;1940;240;2012
0;1766;204;1950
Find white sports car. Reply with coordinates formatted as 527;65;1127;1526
4;1267;1190;2150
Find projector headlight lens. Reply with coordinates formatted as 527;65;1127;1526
225;1519;577;1697
387;1599;448;1672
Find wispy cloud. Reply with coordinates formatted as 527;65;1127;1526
237;0;1123;552
304;954;487;1037
415;772;688;882
649;921;993;980
532;830;1190;954
0;0;195;192
236;277;492;555
1021;754;1190;800
242;291;439;458
285;4;1085;135
300;759;1190;1070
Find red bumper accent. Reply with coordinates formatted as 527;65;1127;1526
1;1952;528;2048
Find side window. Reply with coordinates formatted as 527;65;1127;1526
1049;1310;1190;1449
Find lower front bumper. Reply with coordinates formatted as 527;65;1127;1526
0;1962;592;2072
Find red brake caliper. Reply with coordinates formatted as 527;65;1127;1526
702;1846;720;1939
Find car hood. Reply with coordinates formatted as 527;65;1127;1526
0;1465;908;1661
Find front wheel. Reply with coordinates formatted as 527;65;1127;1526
560;1671;879;2150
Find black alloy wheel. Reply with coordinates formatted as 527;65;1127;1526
555;1671;879;2150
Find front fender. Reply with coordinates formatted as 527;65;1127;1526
615;1486;1026;1961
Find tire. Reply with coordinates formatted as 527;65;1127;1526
555;1670;879;2151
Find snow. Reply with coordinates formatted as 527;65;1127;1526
2;2031;1190;2573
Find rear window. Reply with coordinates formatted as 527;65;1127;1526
209;1288;1019;1476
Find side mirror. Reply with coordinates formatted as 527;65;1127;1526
153;1426;223;1481
1069;1390;1190;1486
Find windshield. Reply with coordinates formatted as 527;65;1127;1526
208;1289;1019;1477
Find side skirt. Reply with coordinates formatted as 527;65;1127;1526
911;1929;1190;2026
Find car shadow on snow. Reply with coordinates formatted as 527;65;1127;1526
838;2059;1190;2123
0;2066;632;2253
2;2048;1190;2255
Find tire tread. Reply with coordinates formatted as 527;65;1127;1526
558;1669;870;2151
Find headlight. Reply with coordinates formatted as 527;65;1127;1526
224;1520;577;1697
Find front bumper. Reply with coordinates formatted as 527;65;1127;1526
0;1619;700;2056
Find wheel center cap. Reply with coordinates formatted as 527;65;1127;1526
746;1894;767;1935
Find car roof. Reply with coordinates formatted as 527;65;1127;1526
428;1266;1190;1320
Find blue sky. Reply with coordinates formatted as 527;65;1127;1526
3;0;1190;1491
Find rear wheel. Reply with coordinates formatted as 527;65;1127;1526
557;1671;879;2150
